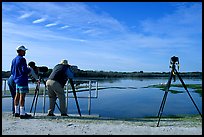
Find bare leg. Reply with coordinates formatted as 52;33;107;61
20;93;26;107
14;93;20;106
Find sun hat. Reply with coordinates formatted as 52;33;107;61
60;59;68;65
16;45;28;51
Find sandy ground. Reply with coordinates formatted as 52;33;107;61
2;112;202;135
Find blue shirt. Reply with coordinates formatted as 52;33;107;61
11;55;31;86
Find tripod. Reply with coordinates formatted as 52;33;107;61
29;76;46;116
30;77;62;116
157;56;202;127
30;77;81;116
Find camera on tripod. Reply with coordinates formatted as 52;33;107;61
157;56;202;127
37;66;49;77
170;56;179;71
170;56;179;64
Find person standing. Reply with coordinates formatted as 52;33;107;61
11;45;32;119
28;61;39;82
8;61;38;116
46;59;74;116
7;75;16;115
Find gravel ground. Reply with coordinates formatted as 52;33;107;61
2;112;202;135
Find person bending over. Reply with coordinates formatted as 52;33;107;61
46;59;74;116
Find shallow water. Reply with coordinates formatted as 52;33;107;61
2;77;202;118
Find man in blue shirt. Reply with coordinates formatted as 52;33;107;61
8;63;38;116
11;45;32;119
46;59;74;116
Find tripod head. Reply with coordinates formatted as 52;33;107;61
37;67;48;85
169;56;179;71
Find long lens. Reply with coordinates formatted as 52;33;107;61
38;66;48;72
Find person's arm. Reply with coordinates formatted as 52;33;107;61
28;67;38;80
66;67;74;79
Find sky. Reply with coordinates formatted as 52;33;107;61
2;2;202;72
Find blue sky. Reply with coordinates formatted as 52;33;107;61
2;2;202;72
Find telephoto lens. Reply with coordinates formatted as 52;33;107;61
38;66;48;73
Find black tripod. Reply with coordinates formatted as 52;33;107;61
29;77;68;116
29;76;47;116
30;77;81;116
157;56;202;127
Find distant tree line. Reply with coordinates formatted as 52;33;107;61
2;69;202;79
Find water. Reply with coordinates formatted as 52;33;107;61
2;77;202;118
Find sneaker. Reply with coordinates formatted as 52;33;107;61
47;113;55;116
61;114;68;116
13;113;20;117
20;113;32;119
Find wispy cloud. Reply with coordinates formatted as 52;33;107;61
2;2;202;72
45;22;58;27
32;18;46;24
60;25;70;29
140;3;202;38
3;21;86;43
19;12;33;19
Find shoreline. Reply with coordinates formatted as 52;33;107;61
2;112;202;135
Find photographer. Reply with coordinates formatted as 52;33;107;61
46;59;74;116
28;61;39;82
8;59;39;117
11;45;33;119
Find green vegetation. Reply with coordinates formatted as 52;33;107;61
145;84;202;96
2;70;202;78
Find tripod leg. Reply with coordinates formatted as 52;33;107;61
33;89;39;116
157;92;168;116
69;79;81;116
157;71;173;127
55;102;62;114
33;82;40;116
175;70;202;117
30;84;38;113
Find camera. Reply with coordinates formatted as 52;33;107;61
170;56;179;64
28;61;48;74
38;66;48;73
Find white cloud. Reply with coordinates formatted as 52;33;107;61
45;23;58;27
60;25;70;29
2;2;202;72
32;18;46;24
19;12;33;19
3;21;86;43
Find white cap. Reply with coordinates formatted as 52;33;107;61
60;59;68;65
16;45;28;51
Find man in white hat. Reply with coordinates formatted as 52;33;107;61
10;45;32;119
46;59;74;116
